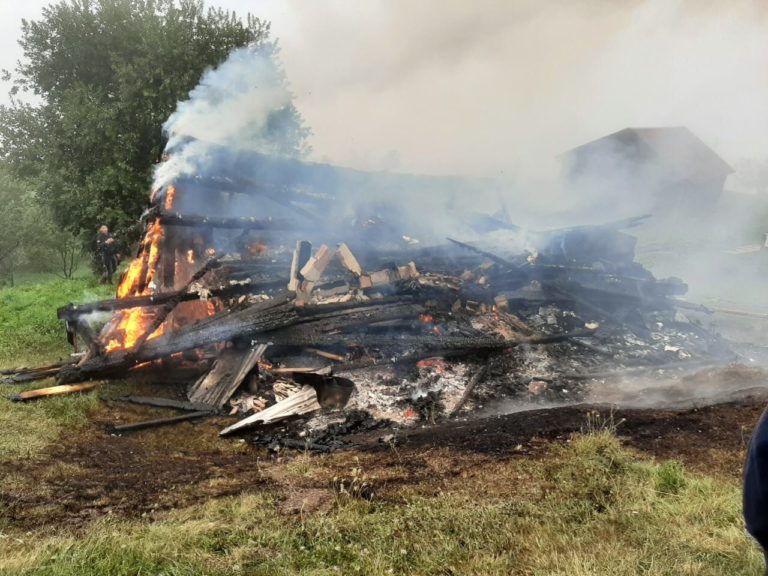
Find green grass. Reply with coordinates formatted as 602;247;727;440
0;383;103;460
0;273;115;460
0;273;114;367
0;431;762;576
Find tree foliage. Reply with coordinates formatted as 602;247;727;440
0;0;302;247
0;167;83;285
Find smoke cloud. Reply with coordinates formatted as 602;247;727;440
266;0;768;185
155;45;294;189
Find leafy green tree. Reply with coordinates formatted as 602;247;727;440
0;0;305;249
0;166;85;285
0;171;28;285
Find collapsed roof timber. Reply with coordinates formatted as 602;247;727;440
3;152;736;444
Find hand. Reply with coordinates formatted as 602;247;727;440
105;238;114;244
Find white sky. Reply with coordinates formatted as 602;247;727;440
1;0;768;179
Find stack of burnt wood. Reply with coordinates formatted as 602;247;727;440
4;216;727;437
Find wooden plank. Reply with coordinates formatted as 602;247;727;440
10;382;99;402
220;385;320;436
112;411;213;433
337;243;362;276
188;344;268;407
303;348;345;362
55;299;421;385
300;245;335;282
449;365;489;417
288;240;312;291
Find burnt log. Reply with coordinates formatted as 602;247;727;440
112;410;213;433
55;299;424;384
57;280;273;322
157;211;287;231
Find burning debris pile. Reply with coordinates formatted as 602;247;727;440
3;167;735;445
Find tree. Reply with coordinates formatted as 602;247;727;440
0;171;27;285
0;166;85;285
0;0;304;249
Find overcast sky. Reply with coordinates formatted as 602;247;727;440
2;0;768;180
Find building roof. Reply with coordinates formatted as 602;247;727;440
563;126;734;183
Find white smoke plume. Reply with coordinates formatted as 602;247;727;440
154;45;294;189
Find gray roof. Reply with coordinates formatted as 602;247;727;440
563;127;734;183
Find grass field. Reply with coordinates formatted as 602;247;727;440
0;274;764;575
0;271;114;367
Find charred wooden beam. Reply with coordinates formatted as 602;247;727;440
57;281;263;321
449;364;489;417
56;298;422;384
157;211;288;231
1;361;73;385
112;410;213;433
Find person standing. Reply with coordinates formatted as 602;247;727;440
745;408;768;575
96;224;117;284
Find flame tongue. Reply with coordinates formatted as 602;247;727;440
103;186;218;352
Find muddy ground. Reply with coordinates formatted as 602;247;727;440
2;380;766;532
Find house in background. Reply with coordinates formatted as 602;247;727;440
560;127;734;216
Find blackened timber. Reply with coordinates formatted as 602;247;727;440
446;237;518;269
56;299;423;384
112;411;213;433
157;211;288;231
449;364;489;417
269;329;595;351
57;281;265;321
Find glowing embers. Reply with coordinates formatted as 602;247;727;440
247;240;268;257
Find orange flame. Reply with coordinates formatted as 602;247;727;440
105;220;167;350
102;183;219;354
164;185;176;211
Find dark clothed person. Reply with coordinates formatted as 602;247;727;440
96;227;117;284
744;406;768;574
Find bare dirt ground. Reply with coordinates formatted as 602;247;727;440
2;381;765;532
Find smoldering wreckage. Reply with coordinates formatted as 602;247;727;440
2;150;743;451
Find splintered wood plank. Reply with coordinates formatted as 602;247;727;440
336;243;362;276
220;385;320;436
10;382;99;402
187;344;268;407
288;240;312;291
